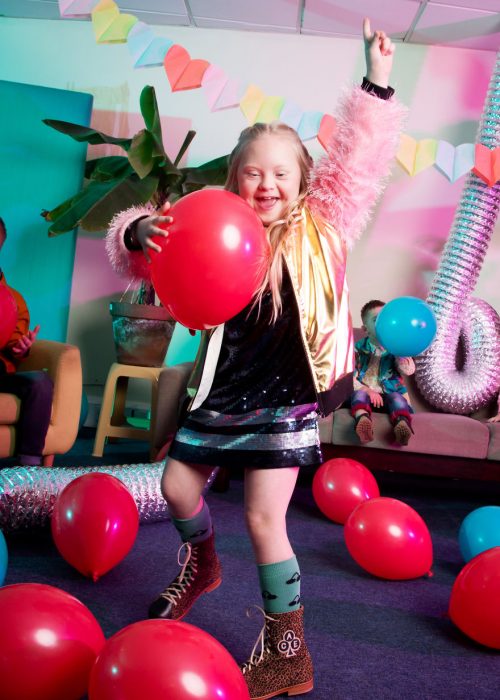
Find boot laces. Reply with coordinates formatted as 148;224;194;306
241;605;278;674
159;542;198;605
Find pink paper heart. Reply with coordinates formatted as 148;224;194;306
317;114;336;151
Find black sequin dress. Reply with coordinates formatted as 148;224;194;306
168;270;322;468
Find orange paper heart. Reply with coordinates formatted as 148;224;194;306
164;45;209;92
317;114;336;150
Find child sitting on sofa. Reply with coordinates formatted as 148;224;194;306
350;299;415;446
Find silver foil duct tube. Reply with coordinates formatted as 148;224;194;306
416;52;500;414
0;464;216;532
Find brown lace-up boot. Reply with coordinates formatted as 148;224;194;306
148;532;222;620
242;606;313;699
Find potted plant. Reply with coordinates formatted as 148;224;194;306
41;85;228;366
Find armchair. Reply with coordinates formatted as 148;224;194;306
0;340;82;466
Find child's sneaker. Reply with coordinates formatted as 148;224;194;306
354;414;373;444
393;417;412;446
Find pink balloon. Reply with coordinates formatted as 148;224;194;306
0;583;105;700
89;619;250;700
449;547;500;649
0;284;17;348
312;458;380;524
150;189;270;330
51;473;139;581
344;497;433;580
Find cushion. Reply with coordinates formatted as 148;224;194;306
0;393;21;425
330;408;489;460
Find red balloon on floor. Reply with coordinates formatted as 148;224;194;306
150;189;270;330
312;458;379;524
449;546;500;649
51;473;139;581
88;619;250;700
344;497;433;579
0;583;105;700
0;284;17;347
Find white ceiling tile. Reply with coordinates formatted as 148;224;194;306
302;0;420;38
412;4;500;51
189;0;301;31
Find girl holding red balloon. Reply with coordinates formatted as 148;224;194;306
106;18;405;699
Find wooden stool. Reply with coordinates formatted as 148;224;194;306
93;363;162;460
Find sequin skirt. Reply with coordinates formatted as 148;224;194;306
168;403;322;468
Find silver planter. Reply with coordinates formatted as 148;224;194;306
110;302;176;367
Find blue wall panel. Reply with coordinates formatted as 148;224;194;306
0;80;92;341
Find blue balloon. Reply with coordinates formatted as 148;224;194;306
375;296;437;357
459;506;500;562
0;530;7;586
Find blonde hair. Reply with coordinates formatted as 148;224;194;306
225;122;313;322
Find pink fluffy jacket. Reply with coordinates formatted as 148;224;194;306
105;85;407;282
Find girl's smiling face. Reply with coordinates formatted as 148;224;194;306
236;134;302;226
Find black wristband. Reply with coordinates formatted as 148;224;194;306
361;77;395;100
123;215;149;251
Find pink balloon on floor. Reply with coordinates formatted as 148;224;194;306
449;546;500;649
0;284;17;347
344;497;433;580
0;583;105;700
150;189;270;330
89;619;250;700
312;458;380;524
51;472;139;581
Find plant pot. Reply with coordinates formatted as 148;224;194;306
110;301;176;367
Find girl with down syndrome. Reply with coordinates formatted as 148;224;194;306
106;18;406;699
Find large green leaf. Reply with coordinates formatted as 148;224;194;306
128;130;157;179
85;156;133;181
47;181;124;235
41;194;78;224
43;119;132;149
139;86;167;160
182;155;229;186
82;174;159;231
46;174;157;235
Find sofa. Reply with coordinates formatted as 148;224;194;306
0;340;82;466
152;338;500;482
319;329;500;482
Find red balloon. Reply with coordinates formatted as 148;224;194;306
89;619;250;700
0;583;105;700
150;189;270;330
0;284;17;347
449;546;500;649
344;497;433;580
312;458;380;524
51;473;139;581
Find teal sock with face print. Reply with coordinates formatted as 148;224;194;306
257;556;301;613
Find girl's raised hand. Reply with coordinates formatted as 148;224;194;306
363;17;395;89
136;201;173;263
